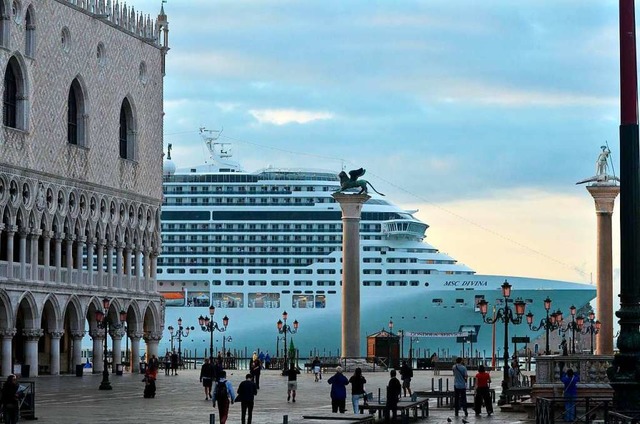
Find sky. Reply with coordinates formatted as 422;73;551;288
134;0;623;311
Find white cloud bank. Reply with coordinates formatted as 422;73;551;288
248;108;335;125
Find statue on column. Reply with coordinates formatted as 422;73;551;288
336;168;385;196
577;145;620;185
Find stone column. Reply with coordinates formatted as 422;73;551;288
96;241;104;287
5;226;16;279
134;247;142;291
75;236;85;272
23;329;43;377
115;243;124;289
18;229;27;280
71;331;85;371
0;329;16;376
586;185;620;355
86;237;94;286
29;232;39;280
110;328;124;371
49;331;64;375
54;234;63;283
332;193;370;359
106;241;114;288
90;330;105;374
144;332;162;361
42;231;51;283
130;332;143;373
65;235;74;284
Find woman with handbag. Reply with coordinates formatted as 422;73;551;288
348;367;367;414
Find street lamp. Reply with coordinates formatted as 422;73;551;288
525;297;560;355
276;311;299;372
558;305;580;354
477;280;527;406
168;318;194;369
388;319;394;368
95;298;126;391
578;312;601;355
198;305;229;358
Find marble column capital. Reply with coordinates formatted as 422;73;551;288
85;237;96;247
110;328;125;339
586;185;620;214
41;230;53;240
0;328;17;338
143;332;163;342
49;330;64;339
5;225;17;234
18;228;29;238
76;236;87;244
65;234;76;242
130;332;145;341
89;329;105;340
28;230;42;239
70;331;86;339
22;328;44;341
332;193;371;218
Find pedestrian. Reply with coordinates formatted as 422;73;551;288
473;364;493;416
328;366;349;413
148;354;159;380
258;351;265;365
1;374;20;424
452;356;469;417
170;350;179;375
286;362;300;402
143;367;157;398
348;367;367;414
252;351;258;362
399;359;413;398
265;351;271;369
509;360;521;387
200;358;214;400
312;356;322;382
164;352;171;375
384;369;402;423
236;373;258;424
212;370;235;424
250;358;262;390
213;356;224;382
561;368;580;422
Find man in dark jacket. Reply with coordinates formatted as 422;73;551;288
327;366;349;413
400;360;413;398
1;374;20;424
200;358;215;400
384;369;402;423
236;373;258;424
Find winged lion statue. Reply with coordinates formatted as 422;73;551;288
335;168;384;196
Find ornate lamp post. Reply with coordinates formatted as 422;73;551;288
477;280;527;406
168;318;193;368
95;298;126;391
558;305;580;354
276;311;299;371
578;312;601;355
388;319;394;368
198;305;229;358
525;297;560;355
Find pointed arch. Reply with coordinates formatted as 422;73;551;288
42;294;62;332
0;0;8;48
67;76;88;147
118;97;137;160
25;4;35;57
3;54;29;130
0;288;14;329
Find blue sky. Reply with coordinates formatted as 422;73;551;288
135;0;622;290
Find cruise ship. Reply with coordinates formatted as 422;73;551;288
158;132;596;359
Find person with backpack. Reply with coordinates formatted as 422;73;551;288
212;370;235;424
399;360;413;398
236;373;258;424
452;357;469;417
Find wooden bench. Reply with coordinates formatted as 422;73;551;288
358;397;429;423
301;413;375;423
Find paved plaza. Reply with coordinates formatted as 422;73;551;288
22;367;534;424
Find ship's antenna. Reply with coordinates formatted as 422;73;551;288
167;143;172;160
199;126;225;157
605;140;617;180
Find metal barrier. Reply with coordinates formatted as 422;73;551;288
535;396;614;424
607;411;640;424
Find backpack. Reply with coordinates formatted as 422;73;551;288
216;381;229;401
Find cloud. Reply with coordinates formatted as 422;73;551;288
248;109;335;125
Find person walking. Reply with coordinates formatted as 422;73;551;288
250;358;262;390
1;374;20;424
312;356;322;382
212;370;235;424
561;368;580;422
200;358;215;400
286;362;300;402
236;373;258;424
473;364;493;416
264;351;271;369
452;357;469;417
399;359;413;398
148;354;160;380
348;367;367;414
384;369;402;423
327;366;349;413
170;350;179;375
164;352;171;376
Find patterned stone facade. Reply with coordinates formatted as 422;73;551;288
0;0;168;376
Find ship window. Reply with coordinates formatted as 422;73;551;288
211;280;221;285
212;292;243;308
187;291;210;307
456;298;465;304
432;299;443;304
315;295;326;308
248;293;280;308
293;294;314;308
328;290;337;294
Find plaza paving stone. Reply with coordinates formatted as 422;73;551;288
23;368;534;423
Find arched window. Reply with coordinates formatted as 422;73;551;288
119;98;135;160
67;78;86;146
3;64;16;127
25;6;35;57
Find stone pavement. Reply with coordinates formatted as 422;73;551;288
23;368;534;424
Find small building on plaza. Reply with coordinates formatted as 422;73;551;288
0;0;169;376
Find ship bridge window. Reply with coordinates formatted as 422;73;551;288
212;292;243;308
293;294;314;308
248;293;280;308
432;298;443;304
